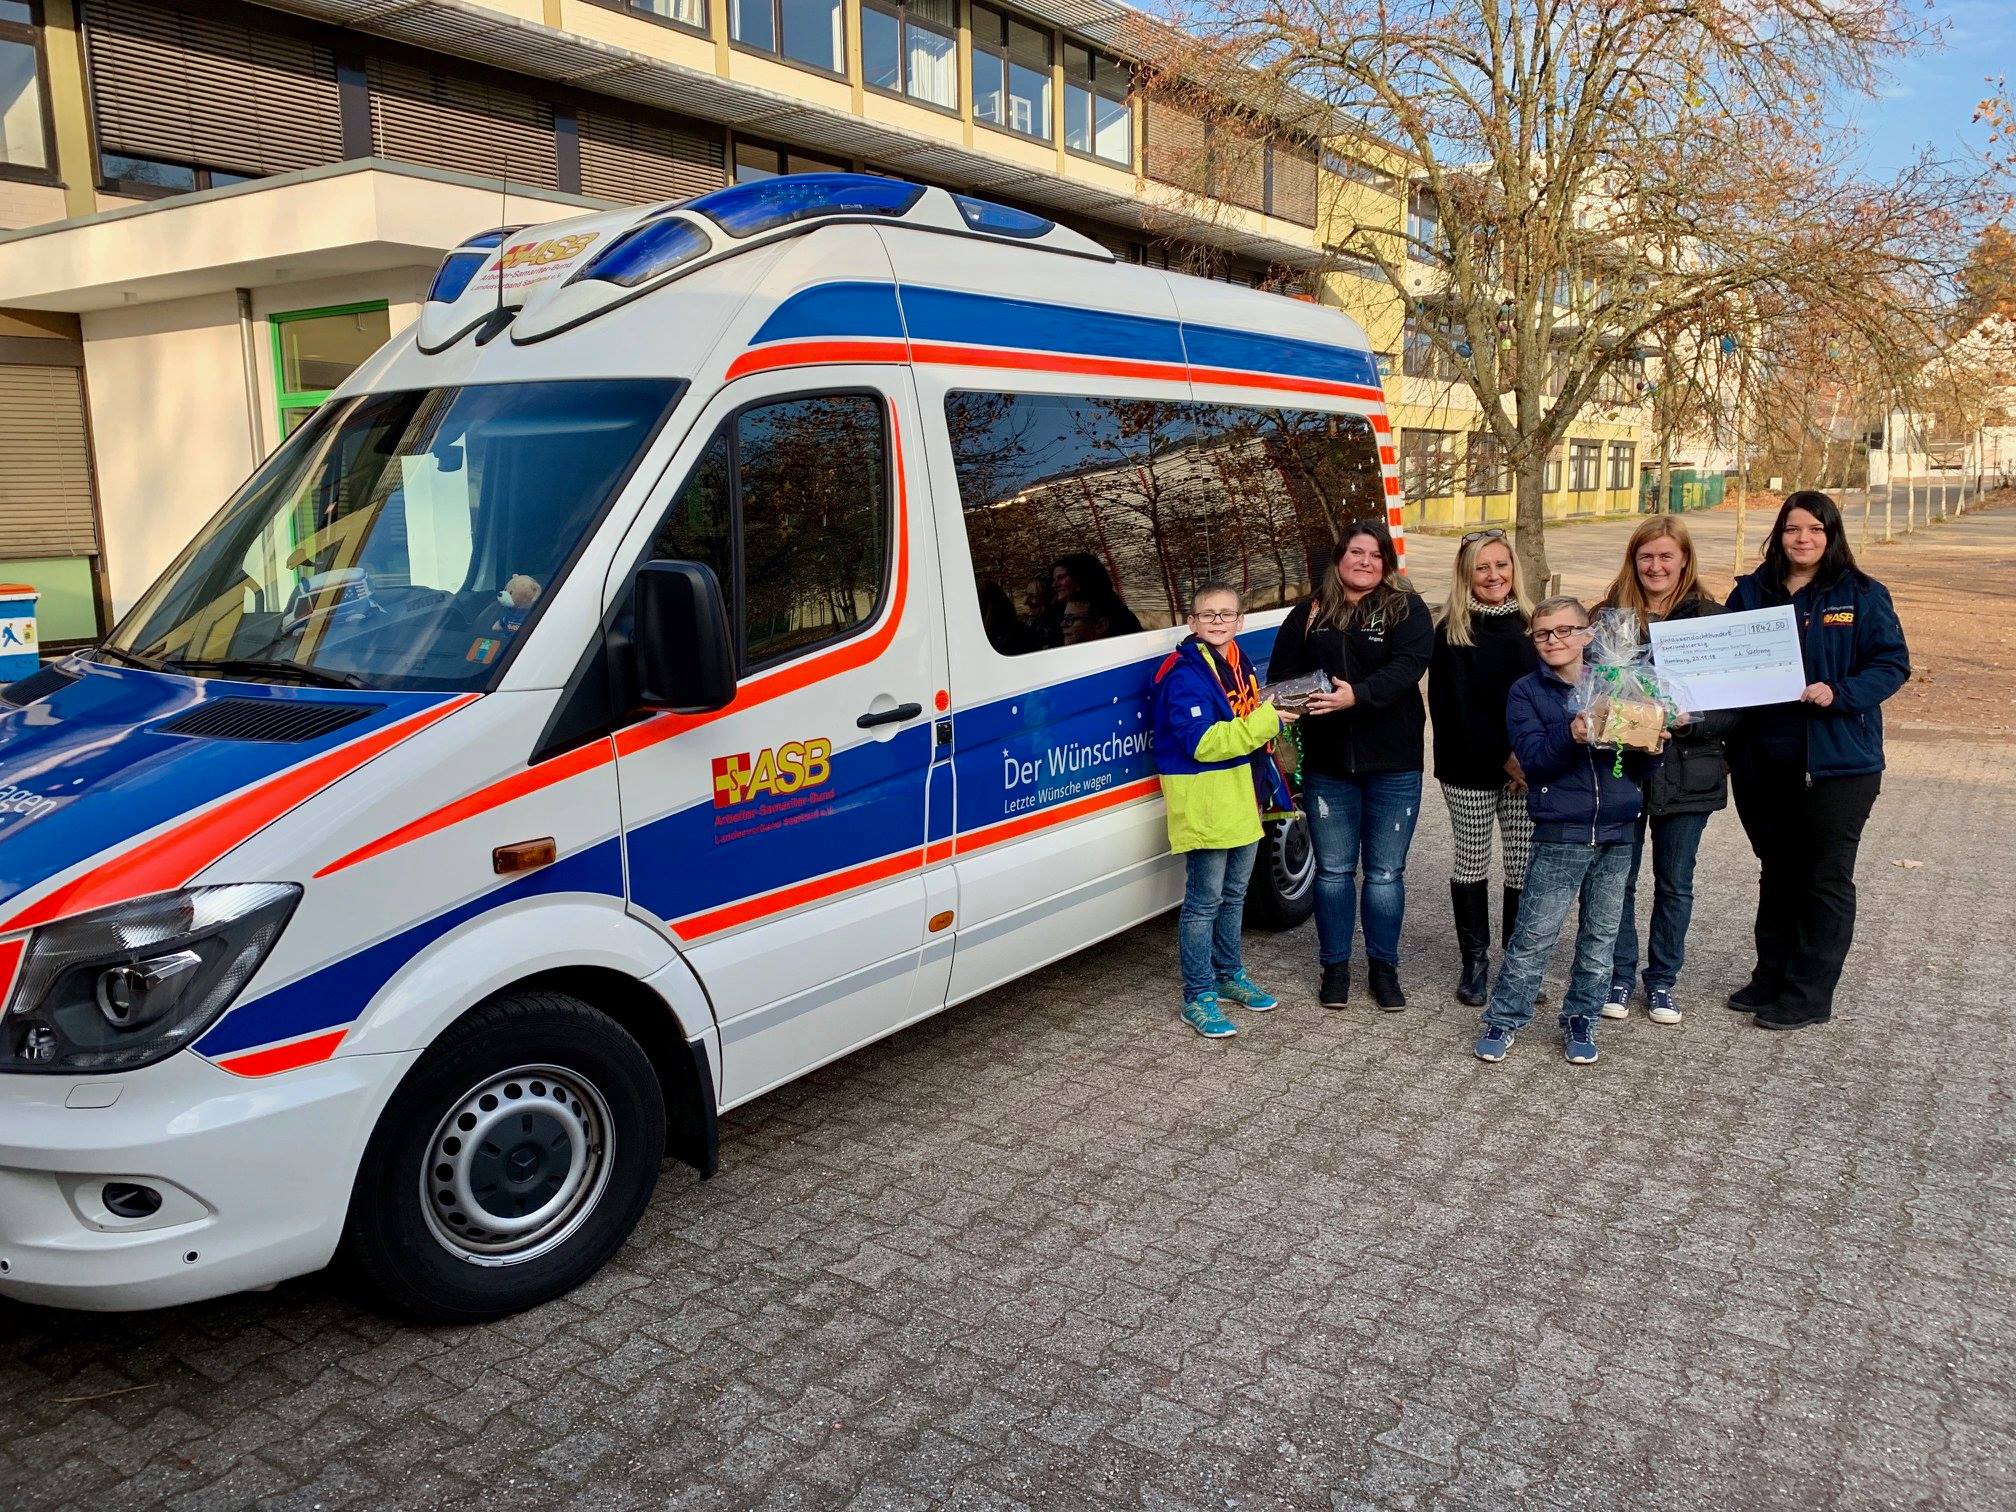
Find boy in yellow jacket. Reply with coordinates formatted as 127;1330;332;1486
1150;583;1297;1037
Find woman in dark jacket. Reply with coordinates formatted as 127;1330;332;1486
1427;529;1538;1006
1724;491;1910;1030
1595;516;1737;1026
1268;520;1432;1010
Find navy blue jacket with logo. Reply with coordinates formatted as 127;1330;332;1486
1725;566;1909;779
1505;664;1648;846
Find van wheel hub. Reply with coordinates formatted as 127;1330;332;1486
421;1065;614;1266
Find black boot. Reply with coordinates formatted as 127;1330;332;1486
1368;960;1407;1010
1451;880;1491;1007
1320;961;1351;1009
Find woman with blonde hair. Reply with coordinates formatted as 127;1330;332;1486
1427;528;1538;1005
1595;515;1734;1025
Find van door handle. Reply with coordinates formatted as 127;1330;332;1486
857;701;923;729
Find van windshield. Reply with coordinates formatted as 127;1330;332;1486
109;380;683;693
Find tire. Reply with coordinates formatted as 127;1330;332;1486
1245;814;1316;930
342;990;666;1323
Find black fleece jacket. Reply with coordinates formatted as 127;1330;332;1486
1268;591;1433;777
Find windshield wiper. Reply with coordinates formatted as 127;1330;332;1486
94;644;165;671
162;657;372;691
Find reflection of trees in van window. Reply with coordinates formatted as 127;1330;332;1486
650;429;732;604
737;394;888;665
944;392;1385;655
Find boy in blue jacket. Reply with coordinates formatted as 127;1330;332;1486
1474;597;1662;1065
1151;582;1296;1039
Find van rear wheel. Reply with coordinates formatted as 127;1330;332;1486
343;990;666;1323
1245;815;1316;930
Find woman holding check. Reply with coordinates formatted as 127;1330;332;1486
1723;492;1910;1031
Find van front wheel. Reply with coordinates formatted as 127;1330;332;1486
343;991;666;1323
1245;815;1316;930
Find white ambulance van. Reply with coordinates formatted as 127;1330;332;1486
0;175;1400;1320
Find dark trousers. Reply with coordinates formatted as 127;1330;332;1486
1730;761;1881;1018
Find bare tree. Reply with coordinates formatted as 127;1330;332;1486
1132;0;2009;584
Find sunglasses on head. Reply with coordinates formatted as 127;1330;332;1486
1462;528;1509;545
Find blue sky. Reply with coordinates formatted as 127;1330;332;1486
1837;0;2016;176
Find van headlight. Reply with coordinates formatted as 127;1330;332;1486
2;884;301;1074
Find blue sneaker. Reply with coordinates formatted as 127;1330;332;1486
1216;969;1279;1012
1563;1016;1599;1064
1646;987;1683;1025
1600;982;1631;1020
1474;1025;1515;1062
1181;993;1238;1038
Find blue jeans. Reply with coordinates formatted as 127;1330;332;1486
1304;770;1422;967
1179;842;1258;1000
1484;840;1633;1031
1610;812;1710;994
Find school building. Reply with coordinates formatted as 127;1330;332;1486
0;0;1649;646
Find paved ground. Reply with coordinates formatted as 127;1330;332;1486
3;509;2014;1511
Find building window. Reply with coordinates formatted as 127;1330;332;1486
1467;431;1509;495
99;151;258;196
972;4;1051;141
271;302;392;439
1407;187;1440;262
1399;429;1457;501
593;0;706;29
1402;314;1460;382
0;0;51;177
1322;150;1400;196
732;0;844;76
1569;439;1601;491
1544;445;1562;492
1063;43;1129;165
1608;442;1635;489
733;137;848;182
862;0;957;111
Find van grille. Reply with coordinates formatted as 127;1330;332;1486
1;664;79;707
155;699;380;743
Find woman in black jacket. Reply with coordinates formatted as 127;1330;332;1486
1427;529;1538;1007
1723;492;1911;1030
1268;521;1433;1010
1595;516;1735;1027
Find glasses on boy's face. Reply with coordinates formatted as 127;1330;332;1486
1530;624;1589;644
1190;610;1240;624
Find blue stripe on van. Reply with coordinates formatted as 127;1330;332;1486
898;286;1188;365
749;281;905;346
1181;326;1381;389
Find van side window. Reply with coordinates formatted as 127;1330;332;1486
944;392;1385;655
648;392;889;669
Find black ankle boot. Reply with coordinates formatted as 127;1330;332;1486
1368;960;1406;1010
1320;961;1351;1008
1451;880;1491;1007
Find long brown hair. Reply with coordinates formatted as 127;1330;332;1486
1311;520;1412;631
1600;515;1701;628
1440;532;1532;647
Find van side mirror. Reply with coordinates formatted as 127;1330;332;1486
633;560;736;711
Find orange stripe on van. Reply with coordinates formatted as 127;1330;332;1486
954;775;1161;857
1;696;476;934
673;846;924;941
726;338;910;379
215;1029;346;1078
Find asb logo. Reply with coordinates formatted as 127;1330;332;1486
712;739;833;808
499;232;598;270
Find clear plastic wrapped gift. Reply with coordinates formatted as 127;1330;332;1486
1258;669;1334;714
1571;608;1696;753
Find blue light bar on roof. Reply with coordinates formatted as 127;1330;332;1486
686;173;926;239
461;225;524;250
952;195;1054;239
427;251;489;304
572;217;712;289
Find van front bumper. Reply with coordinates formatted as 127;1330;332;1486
0;1047;416;1312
